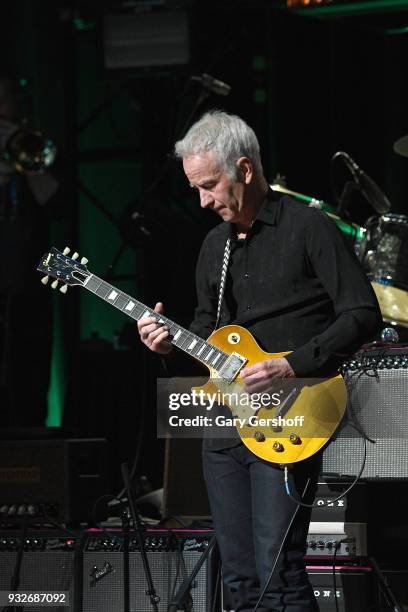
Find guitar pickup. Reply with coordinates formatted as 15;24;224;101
218;352;247;383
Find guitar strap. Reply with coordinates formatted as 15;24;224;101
215;237;231;330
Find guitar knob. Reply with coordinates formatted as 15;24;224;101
80;257;89;265
289;434;301;445
59;285;68;294
63;247;70;255
72;252;79;260
41;276;49;285
51;280;59;289
254;431;265;442
272;442;284;452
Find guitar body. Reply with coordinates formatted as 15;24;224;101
37;248;347;465
193;325;347;464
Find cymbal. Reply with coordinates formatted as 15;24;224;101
371;282;408;329
270;183;365;239
393;134;408;158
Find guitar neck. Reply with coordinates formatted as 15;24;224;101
83;273;229;371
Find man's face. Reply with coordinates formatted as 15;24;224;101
183;152;246;223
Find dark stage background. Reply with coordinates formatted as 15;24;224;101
1;0;408;493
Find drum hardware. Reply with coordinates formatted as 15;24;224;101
270;182;366;240
360;214;408;330
270;180;408;333
380;327;400;343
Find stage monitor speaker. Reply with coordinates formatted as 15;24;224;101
323;347;408;479
0;530;79;611
0;437;108;523
163;438;211;518
81;529;218;612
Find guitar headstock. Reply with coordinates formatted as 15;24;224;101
37;247;90;293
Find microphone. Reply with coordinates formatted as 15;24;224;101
337;151;391;214
191;73;231;96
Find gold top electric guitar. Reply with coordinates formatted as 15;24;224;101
38;247;347;465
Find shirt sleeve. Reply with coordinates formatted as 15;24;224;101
285;210;383;376
189;234;218;340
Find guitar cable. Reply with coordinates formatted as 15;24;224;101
252;426;368;612
251;476;312;612
283;424;368;509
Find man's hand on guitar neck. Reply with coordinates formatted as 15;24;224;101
137;302;173;355
241;358;295;393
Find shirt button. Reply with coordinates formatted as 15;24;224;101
244;273;250;279
246;305;252;310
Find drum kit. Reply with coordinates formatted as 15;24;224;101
272;136;408;341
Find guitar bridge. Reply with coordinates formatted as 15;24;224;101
218;352;247;383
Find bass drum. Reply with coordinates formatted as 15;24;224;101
361;214;408;337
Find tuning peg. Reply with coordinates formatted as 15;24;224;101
51;280;59;289
72;252;79;260
60;284;68;294
41;276;49;285
80;257;88;265
63;247;70;255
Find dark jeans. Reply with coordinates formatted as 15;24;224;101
203;443;321;612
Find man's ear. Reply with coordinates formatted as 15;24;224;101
236;157;253;184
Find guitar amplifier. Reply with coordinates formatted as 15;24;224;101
222;564;376;611
322;347;408;479
80;529;219;612
0;530;80;611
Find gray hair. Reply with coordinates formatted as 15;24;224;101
174;110;263;177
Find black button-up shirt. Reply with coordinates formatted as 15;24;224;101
190;189;382;378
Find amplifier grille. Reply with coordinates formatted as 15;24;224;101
324;350;408;479
0;550;76;611
81;532;218;612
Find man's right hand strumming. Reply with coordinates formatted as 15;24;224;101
137;302;173;354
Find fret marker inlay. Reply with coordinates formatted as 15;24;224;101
142;310;151;319
188;339;198;350
108;290;118;300
174;330;182;341
197;345;205;356
125;301;135;311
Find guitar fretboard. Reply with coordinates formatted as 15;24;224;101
84;274;229;371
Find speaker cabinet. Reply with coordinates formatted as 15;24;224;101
0;530;79;611
81;530;218;612
0;437;108;522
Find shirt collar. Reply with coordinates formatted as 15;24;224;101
226;187;280;239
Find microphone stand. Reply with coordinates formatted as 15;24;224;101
167;535;217;612
121;505;130;612
121;462;160;612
